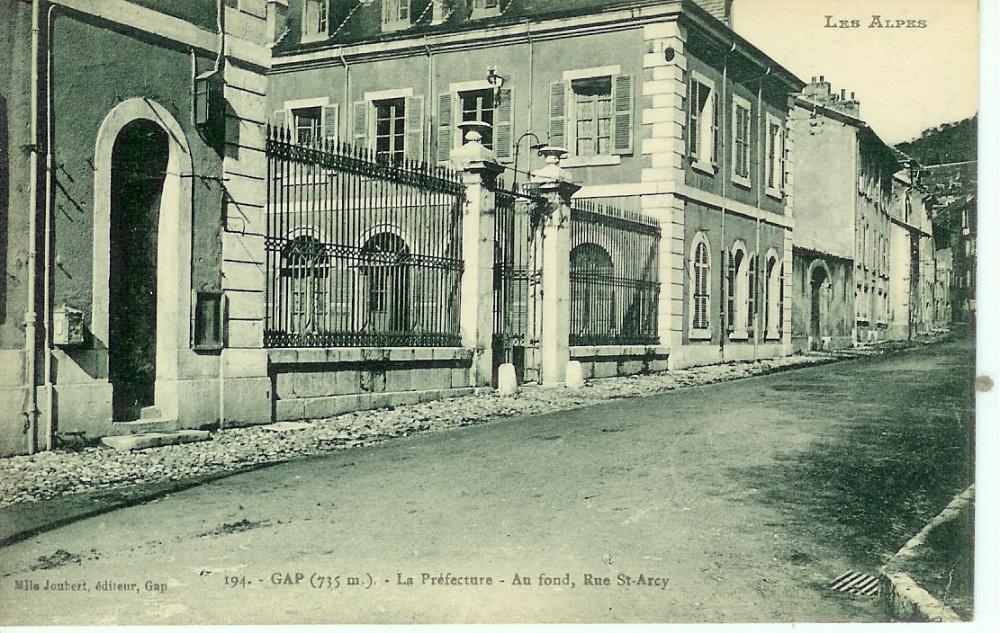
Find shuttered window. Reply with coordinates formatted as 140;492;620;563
732;97;752;182
553;73;633;158
688;75;717;167
460;89;495;149
292;107;321;145
374;98;405;163
692;238;711;332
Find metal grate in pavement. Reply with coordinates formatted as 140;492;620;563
831;570;880;596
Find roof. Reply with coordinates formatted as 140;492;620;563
276;0;802;88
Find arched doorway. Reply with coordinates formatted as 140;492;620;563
809;262;830;351
109;120;169;421
93;98;194;424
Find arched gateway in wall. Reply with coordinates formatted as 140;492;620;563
92;98;194;422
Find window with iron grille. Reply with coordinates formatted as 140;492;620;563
764;254;782;339
281;235;329;336
460;89;495;149
732;96;752;185
362;232;411;333
573;77;613;157
727;245;749;337
374;98;406;163
691;235;711;334
569;201;659;346
571;243;615;336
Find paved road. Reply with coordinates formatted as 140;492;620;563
0;339;973;624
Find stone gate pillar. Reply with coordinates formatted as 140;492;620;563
532;148;580;386
452;128;502;388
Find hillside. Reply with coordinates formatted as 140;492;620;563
896;116;977;166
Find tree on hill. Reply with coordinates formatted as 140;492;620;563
896;116;977;166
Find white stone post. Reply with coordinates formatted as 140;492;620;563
452;127;502;388
532;148;580;386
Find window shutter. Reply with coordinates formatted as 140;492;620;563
494;87;514;161
727;252;735;331
687;77;698;156
404;95;424;162
352;101;368;149
548;81;568;149
611;74;633;155
779;127;787;189
436;92;454;163
321;103;339;146
711;90;720;164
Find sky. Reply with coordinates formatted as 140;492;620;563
730;0;980;145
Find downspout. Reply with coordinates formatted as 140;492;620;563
424;37;433;164
718;43;735;361
527;21;534;173
340;50;350;142
25;0;42;454
42;2;60;451
752;67;770;360
214;0;226;430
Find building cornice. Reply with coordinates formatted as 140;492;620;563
271;2;687;70
52;0;270;70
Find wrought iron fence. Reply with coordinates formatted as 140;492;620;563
569;199;660;346
265;125;465;348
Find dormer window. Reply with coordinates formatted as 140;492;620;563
302;0;329;42
472;0;501;18
383;0;411;31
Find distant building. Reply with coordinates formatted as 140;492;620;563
787;77;899;350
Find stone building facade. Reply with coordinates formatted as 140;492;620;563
787;78;900;351
268;0;801;375
1;0;272;456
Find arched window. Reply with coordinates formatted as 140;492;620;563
361;232;410;333
690;234;711;334
765;252;780;339
778;261;785;336
281;234;329;336
570;243;615;339
727;242;748;337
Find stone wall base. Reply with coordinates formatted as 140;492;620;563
570;345;670;379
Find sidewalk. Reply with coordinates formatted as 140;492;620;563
0;340;934;546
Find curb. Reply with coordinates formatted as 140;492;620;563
878;484;975;622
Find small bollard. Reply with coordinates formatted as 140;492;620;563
497;363;518;396
565;361;584;390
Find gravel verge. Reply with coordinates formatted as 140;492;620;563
0;343;920;509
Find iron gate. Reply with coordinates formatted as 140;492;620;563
492;183;545;385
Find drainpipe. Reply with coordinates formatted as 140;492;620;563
718;43;735;361
214;0;226;430
752;67;770;360
25;0;42;453
340;49;349;143
424;37;433;164
42;3;60;451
